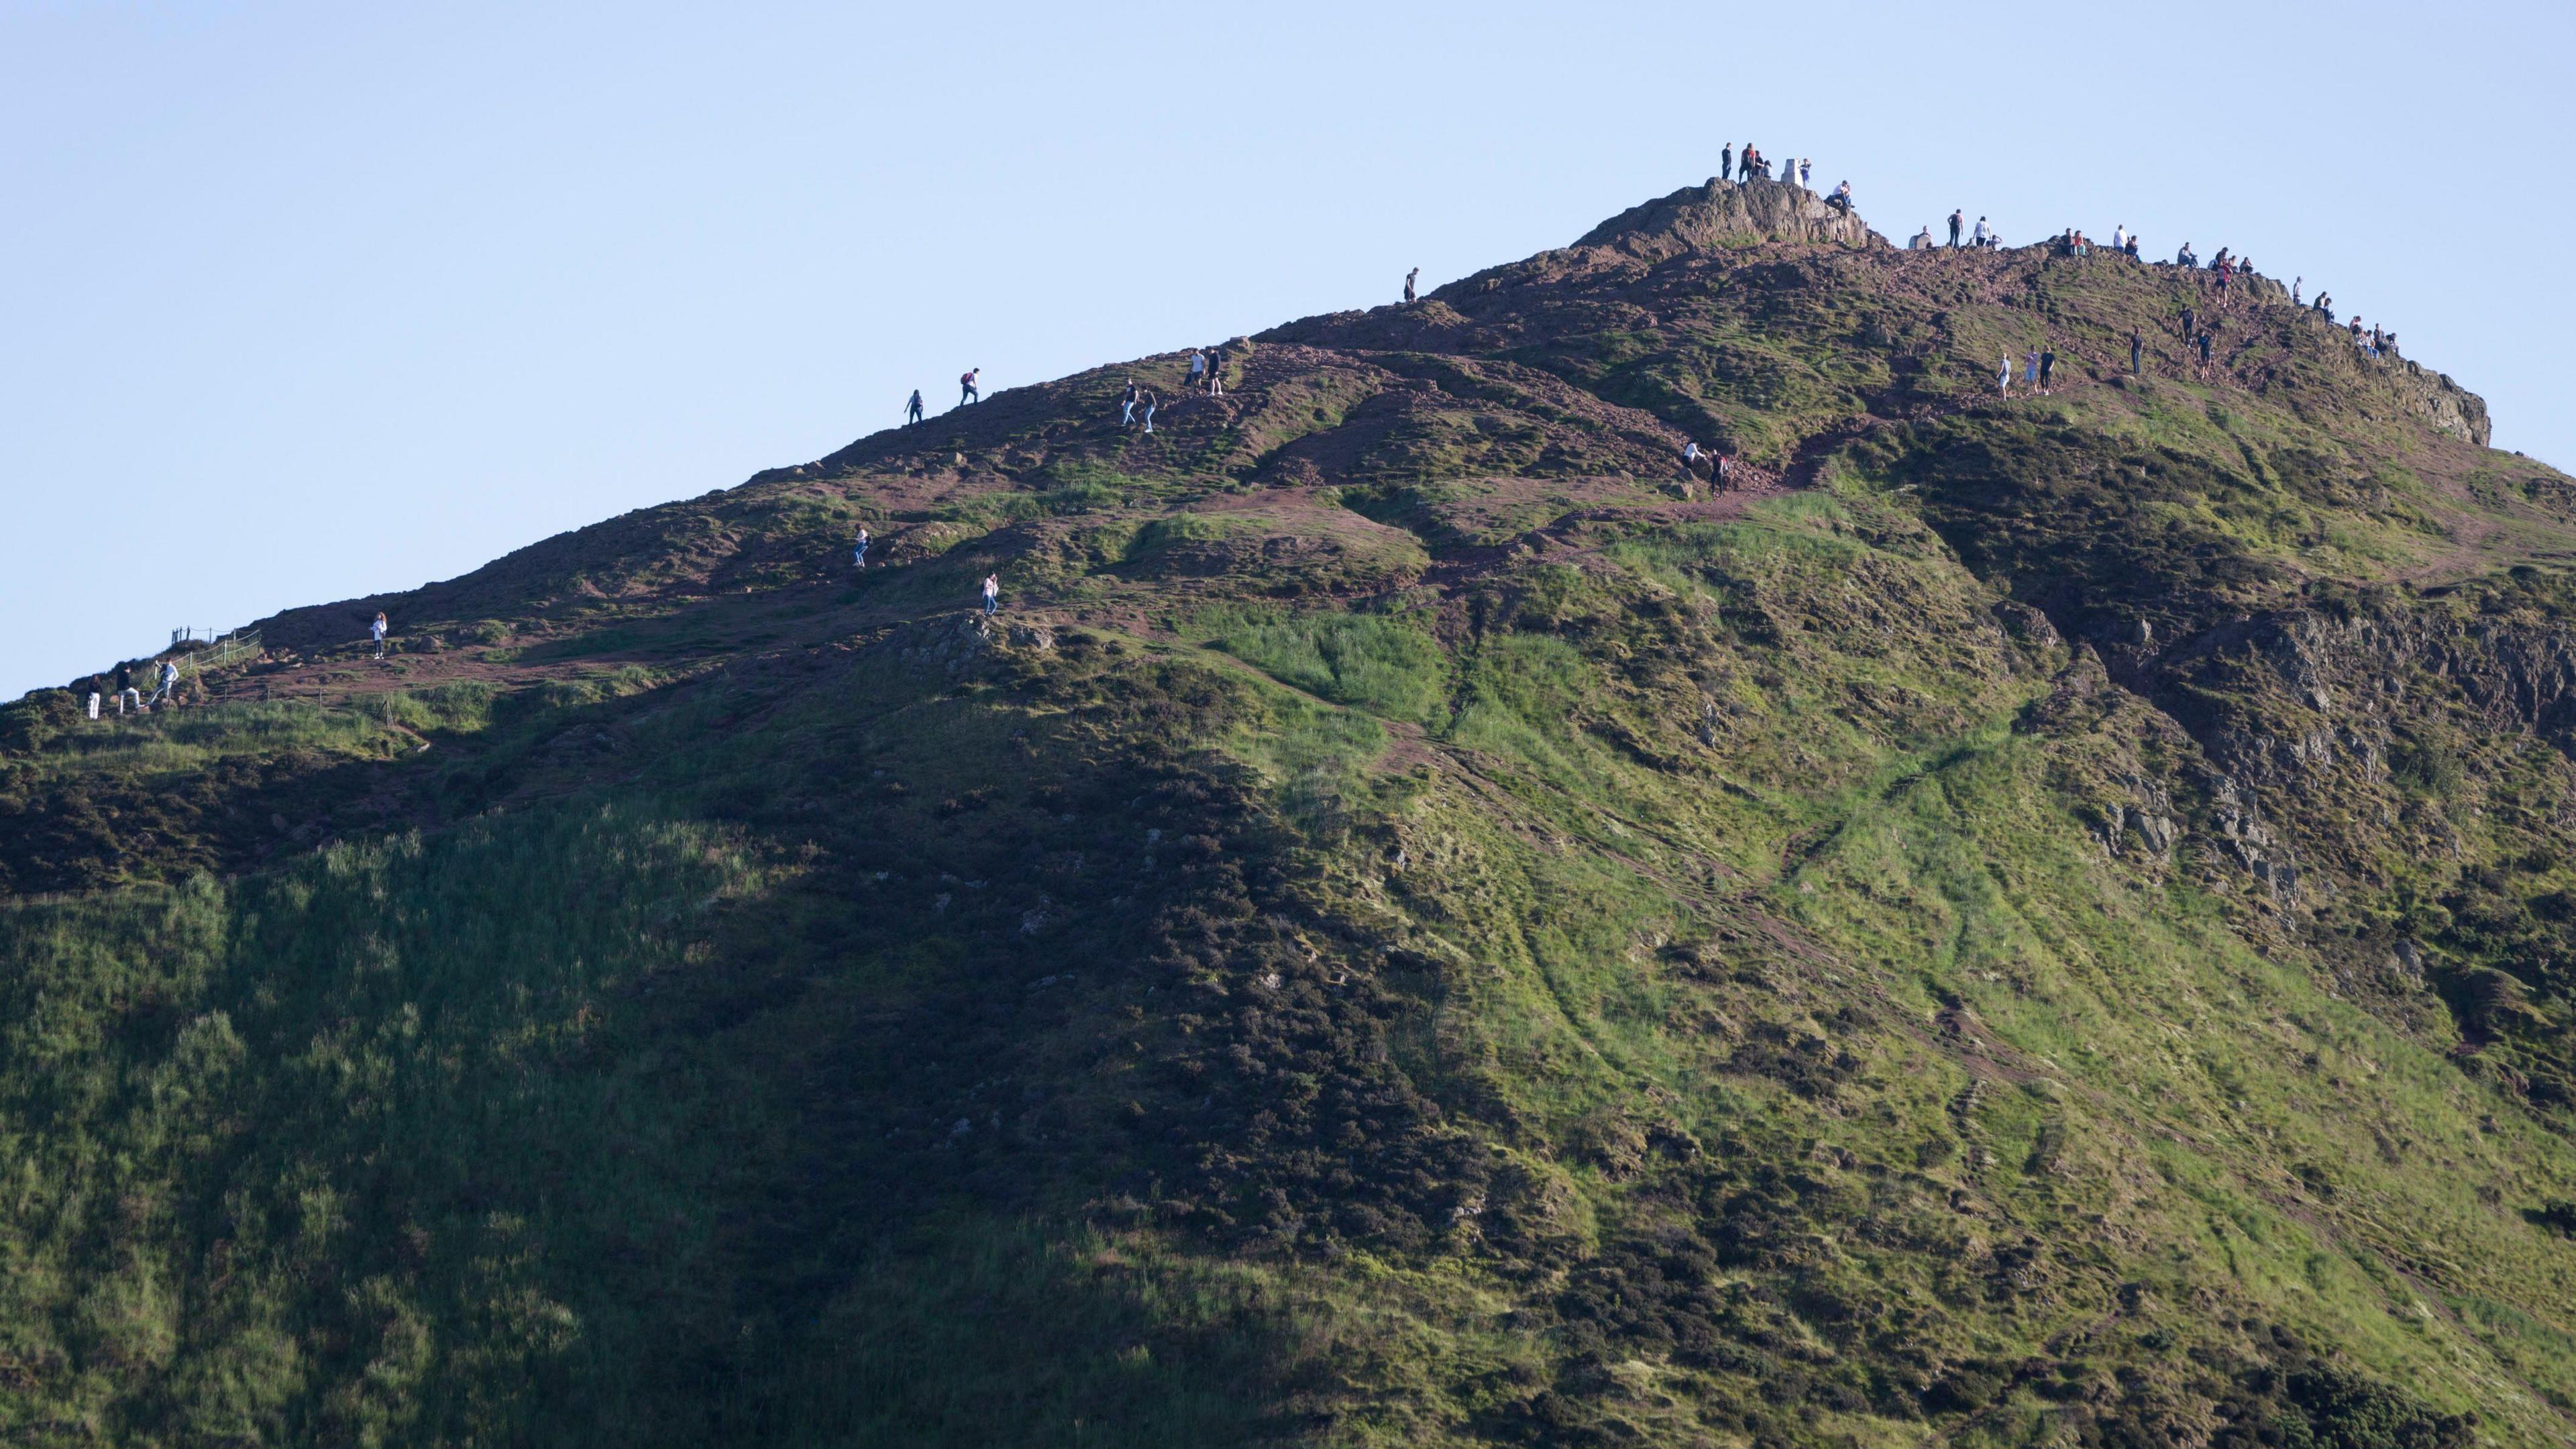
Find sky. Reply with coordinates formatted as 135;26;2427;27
4;1;2570;698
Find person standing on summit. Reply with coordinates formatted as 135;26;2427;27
906;388;924;425
1721;144;1732;181
959;368;980;406
1403;268;1418;305
1949;209;1964;247
1187;349;1207;389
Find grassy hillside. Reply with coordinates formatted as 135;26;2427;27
5;177;2575;1446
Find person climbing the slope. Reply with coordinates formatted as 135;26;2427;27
150;657;180;708
1998;351;2012;398
2180;305;2196;340
906;388;925;425
1120;379;1138;427
980;574;1000;617
853;527;871;569
2196;330;2214;374
2039;347;2057;396
1140;388;1158;434
372;612;388;659
2130;327;2144;377
1683;440;1703;472
959;368;981;406
1403;267;1419;305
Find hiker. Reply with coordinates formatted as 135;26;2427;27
1682;440;1703;472
1140;389;1159;433
906;388;924;425
372;612;388;659
1998;352;2011;398
1403;267;1419;305
2039;348;2057;395
2316;292;2333;322
1188;349;1207;389
1827;180;1854;213
119;686;140;715
150;658;179;708
1972;215;1990;248
2124;234;2139;258
2112;223;2126;251
2025;348;2040;388
980;574;1000;617
959;368;980;406
1120;379;1138;427
2130;327;2143;377
2180;305;2196;339
1207;352;1225;398
1797;158;1812;189
853;527;871;569
1717;453;1734;487
1909;224;1934;250
2292;276;2302;307
1721;145;1732;181
2176;242;2197;268
1948;209;1964;247
2196;331;2214;371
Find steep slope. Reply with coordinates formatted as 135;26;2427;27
5;176;2576;1448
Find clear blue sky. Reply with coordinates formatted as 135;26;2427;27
5;1;2569;698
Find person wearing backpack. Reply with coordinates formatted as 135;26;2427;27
959;368;980;406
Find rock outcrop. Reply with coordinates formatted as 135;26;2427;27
1574;176;1882;258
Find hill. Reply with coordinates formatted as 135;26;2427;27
5;175;2576;1448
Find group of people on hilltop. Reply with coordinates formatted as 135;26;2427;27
1723;144;1813;189
1927;211;2003;250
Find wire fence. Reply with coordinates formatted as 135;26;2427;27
169;627;263;670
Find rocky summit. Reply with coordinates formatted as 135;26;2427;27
5;179;2576;1448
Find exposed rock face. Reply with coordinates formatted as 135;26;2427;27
1574;176;1883;258
2387;357;2491;446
